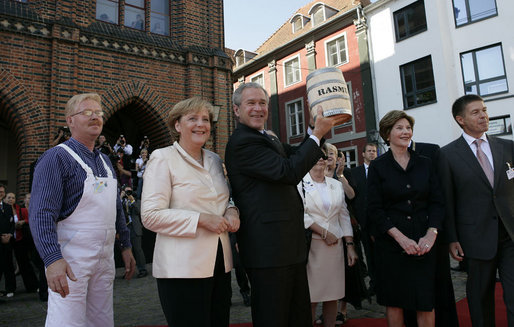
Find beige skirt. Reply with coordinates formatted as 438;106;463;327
307;238;346;303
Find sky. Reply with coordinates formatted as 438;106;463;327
223;0;311;51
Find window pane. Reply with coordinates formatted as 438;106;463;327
469;0;497;22
414;60;435;90
313;6;324;25
396;14;406;39
394;1;426;40
337;38;347;63
479;79;508;96
125;6;145;30
400;56;436;108
402;68;413;93
96;0;118;24
453;0;468;26
408;3;427;34
126;0;144;7
293;18;302;32
460;52;476;83
151;13;169;35
151;0;168;13
475;46;505;80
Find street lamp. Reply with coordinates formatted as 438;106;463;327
368;128;387;155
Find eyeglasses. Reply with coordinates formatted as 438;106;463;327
71;109;105;117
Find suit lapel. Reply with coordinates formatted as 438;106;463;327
303;174;326;216
488;135;504;189
454;136;492;188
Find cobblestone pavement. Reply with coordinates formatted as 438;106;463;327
1;260;467;327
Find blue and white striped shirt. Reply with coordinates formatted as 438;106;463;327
29;137;131;267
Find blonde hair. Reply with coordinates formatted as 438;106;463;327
322;142;337;156
167;97;214;142
65;93;102;117
379;110;415;146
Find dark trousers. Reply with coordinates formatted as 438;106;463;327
467;238;514;327
361;228;376;291
128;224;147;272
13;238;39;292
230;233;250;293
246;262;312;327
156;240;231;327
0;242;16;292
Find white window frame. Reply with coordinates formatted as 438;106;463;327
324;32;349;67
285;98;305;139
339;146;358;168
283;54;302;88
311;4;326;26
250;72;265;88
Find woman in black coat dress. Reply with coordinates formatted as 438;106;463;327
367;110;444;327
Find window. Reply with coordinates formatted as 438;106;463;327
453;0;497;27
124;0;145;30
312;5;325;26
293;17;303;33
151;0;170;35
460;44;508;96
393;0;427;41
488;115;512;136
284;56;301;87
250;73;264;87
96;0;119;24
286;99;305;138
400;56;436;109
326;34;348;67
340;147;358;168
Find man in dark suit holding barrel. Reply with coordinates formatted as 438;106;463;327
225;82;333;327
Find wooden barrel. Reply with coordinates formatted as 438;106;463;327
306;67;352;126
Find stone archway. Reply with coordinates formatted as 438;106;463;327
101;81;171;151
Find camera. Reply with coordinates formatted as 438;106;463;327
125;190;133;196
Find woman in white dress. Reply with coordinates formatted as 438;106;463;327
299;153;357;327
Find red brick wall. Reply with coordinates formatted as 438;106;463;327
0;0;234;195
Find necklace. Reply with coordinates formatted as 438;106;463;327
195;154;203;166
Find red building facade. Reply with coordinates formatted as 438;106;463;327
233;0;376;167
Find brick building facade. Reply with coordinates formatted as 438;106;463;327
0;0;234;196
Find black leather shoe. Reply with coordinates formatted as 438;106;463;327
137;270;148;278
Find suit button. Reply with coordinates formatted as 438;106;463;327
406;184;411;189
406;216;411;220
407;200;411;205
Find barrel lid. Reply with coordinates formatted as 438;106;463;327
306;67;343;82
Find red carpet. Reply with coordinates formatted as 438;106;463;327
136;282;507;327
455;282;507;327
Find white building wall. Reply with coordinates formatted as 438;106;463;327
366;0;514;147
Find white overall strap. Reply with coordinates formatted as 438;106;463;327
98;154;113;179
58;144;93;175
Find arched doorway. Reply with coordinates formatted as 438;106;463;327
103;97;169;266
0;119;17;193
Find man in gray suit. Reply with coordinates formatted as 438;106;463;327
439;94;514;326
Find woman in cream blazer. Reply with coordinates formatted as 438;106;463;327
141;97;239;327
299;155;357;327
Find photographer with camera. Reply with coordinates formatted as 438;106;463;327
96;135;114;156
120;185;147;278
114;134;133;156
139;135;150;154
